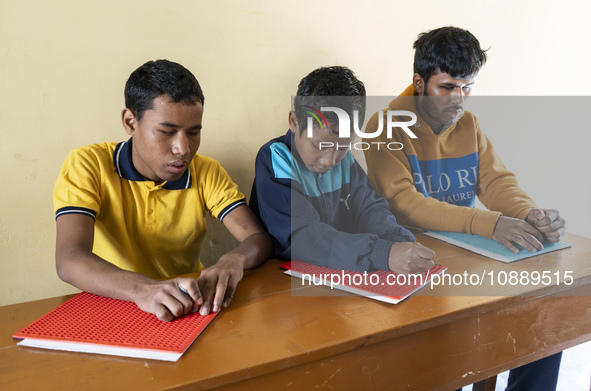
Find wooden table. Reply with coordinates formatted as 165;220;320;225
1;233;590;390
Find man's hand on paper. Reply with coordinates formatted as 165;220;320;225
388;242;435;275
492;216;545;254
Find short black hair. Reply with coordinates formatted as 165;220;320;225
124;59;205;121
293;66;366;135
413;26;487;84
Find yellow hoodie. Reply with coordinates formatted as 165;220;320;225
363;85;536;238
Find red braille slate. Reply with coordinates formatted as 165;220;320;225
13;292;219;361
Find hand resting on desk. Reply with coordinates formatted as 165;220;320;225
526;208;566;243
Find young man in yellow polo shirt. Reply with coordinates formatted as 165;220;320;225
54;59;272;322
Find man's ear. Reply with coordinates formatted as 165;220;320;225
288;111;299;132
413;74;425;95
121;108;138;136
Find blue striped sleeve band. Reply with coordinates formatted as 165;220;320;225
218;199;247;222
55;207;97;221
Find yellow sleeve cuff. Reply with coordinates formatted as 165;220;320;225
471;209;502;239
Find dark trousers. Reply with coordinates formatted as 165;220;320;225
505;352;563;391
457;351;562;391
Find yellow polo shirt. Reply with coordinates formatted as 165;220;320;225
53;139;246;279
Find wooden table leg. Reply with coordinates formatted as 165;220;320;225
473;376;497;391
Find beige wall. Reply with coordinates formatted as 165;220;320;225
1;0;590;305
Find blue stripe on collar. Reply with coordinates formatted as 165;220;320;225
113;139;143;182
113;138;192;190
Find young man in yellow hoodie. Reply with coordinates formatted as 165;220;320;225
363;26;564;391
364;26;565;253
